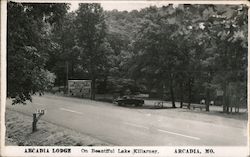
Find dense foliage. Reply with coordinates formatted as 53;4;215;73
7;2;69;104
8;2;247;112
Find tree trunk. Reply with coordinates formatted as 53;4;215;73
180;82;183;108
205;88;210;112
65;61;69;93
169;73;176;108
103;76;108;92
71;61;74;78
222;83;229;113
91;78;96;100
159;83;164;100
187;78;192;109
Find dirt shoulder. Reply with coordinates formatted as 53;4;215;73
5;109;110;146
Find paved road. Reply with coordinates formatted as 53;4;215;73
6;95;248;146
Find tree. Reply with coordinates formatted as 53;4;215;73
128;4;247;112
75;3;112;100
131;6;181;108
104;9;141;95
46;12;78;87
195;4;248;112
7;2;69;104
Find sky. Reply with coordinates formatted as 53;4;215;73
69;2;173;12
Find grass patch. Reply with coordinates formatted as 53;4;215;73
5;110;110;146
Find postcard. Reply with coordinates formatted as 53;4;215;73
1;0;249;156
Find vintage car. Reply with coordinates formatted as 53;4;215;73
114;96;144;106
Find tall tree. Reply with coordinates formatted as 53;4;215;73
195;4;248;112
132;6;181;107
75;3;111;100
7;2;69;104
46;12;78;87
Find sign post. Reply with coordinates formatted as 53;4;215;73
32;109;46;132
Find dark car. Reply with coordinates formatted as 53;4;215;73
114;96;144;106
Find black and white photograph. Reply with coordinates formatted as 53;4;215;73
1;0;249;156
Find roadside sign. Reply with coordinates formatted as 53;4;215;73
68;80;91;98
216;90;224;96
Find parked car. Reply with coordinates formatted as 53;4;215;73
114;96;144;107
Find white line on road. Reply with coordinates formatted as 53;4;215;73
124;122;200;140
60;108;83;115
60;108;200;141
158;129;200;140
124;122;149;130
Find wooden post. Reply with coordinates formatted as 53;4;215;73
32;109;45;132
32;113;37;132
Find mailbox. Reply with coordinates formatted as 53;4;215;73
36;109;46;115
32;108;46;132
